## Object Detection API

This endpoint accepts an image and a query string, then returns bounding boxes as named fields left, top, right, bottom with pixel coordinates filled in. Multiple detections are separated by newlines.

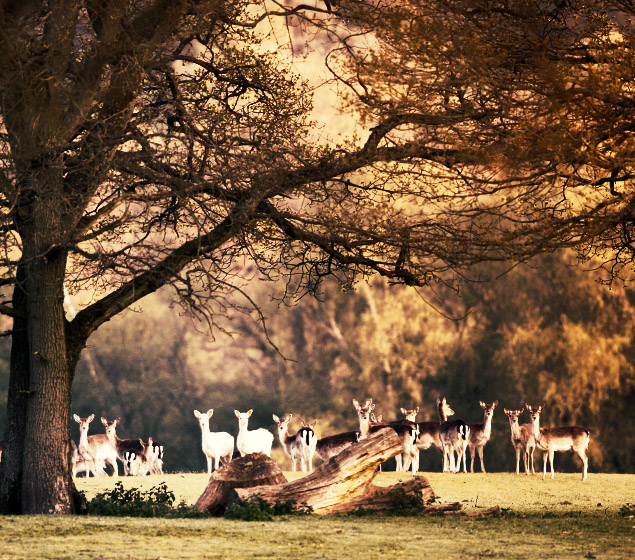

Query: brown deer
left=526, top=404, right=590, bottom=481
left=467, top=400, right=498, bottom=473
left=73, top=414, right=118, bottom=477
left=504, top=408, right=535, bottom=475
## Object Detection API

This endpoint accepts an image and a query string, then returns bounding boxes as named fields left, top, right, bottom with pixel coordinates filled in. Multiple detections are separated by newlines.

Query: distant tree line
left=3, top=251, right=626, bottom=475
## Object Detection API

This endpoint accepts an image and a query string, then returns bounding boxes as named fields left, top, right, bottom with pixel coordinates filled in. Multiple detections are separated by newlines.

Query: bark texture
left=195, top=453, right=288, bottom=515
left=234, top=428, right=434, bottom=514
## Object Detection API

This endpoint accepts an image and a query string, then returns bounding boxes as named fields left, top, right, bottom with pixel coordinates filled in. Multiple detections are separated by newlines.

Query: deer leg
left=478, top=446, right=485, bottom=473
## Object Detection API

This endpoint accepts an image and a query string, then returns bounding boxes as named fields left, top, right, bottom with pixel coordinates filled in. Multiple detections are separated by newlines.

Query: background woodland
left=2, top=250, right=631, bottom=475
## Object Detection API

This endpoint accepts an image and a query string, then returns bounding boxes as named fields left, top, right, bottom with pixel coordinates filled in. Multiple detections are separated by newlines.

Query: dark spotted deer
left=467, top=400, right=498, bottom=473
left=526, top=404, right=590, bottom=481
left=395, top=407, right=419, bottom=471
left=101, top=417, right=145, bottom=475
left=273, top=414, right=316, bottom=472
left=353, top=398, right=420, bottom=475
left=315, top=430, right=359, bottom=461
left=405, top=397, right=456, bottom=472
left=439, top=410, right=470, bottom=473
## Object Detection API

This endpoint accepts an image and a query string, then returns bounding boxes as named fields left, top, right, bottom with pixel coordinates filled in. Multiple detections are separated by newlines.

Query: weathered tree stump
left=195, top=452, right=287, bottom=515
left=235, top=427, right=435, bottom=514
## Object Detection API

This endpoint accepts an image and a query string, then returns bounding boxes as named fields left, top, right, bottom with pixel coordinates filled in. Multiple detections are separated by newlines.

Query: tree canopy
left=1, top=0, right=635, bottom=513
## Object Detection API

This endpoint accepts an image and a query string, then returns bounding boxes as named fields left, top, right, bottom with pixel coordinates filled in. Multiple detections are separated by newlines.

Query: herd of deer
left=191, top=398, right=590, bottom=481
left=71, top=415, right=165, bottom=478
left=0, top=398, right=586, bottom=480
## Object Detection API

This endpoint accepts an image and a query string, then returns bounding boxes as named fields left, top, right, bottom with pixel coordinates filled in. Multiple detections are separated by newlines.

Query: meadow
left=0, top=472, right=633, bottom=560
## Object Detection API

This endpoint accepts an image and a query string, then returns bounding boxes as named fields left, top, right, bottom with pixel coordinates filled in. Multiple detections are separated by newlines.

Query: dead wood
left=194, top=452, right=287, bottom=515
left=195, top=428, right=501, bottom=517
left=235, top=428, right=434, bottom=514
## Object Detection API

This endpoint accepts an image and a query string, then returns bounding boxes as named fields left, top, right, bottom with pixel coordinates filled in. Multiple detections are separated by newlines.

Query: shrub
left=86, top=482, right=205, bottom=518
left=223, top=496, right=313, bottom=521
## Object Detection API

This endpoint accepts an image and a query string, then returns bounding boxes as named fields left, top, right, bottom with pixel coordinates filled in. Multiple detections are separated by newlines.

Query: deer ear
left=234, top=410, right=240, bottom=418
left=207, top=409, right=214, bottom=418
left=352, top=399, right=360, bottom=409
left=415, top=407, right=419, bottom=414
left=73, top=414, right=80, bottom=423
left=193, top=410, right=200, bottom=418
left=480, top=401, right=486, bottom=408
left=493, top=400, right=498, bottom=407
left=247, top=409, right=253, bottom=417
left=400, top=408, right=407, bottom=414
left=272, top=414, right=280, bottom=423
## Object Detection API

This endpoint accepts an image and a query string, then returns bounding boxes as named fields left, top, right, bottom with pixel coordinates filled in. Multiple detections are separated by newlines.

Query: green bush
left=86, top=482, right=205, bottom=518
left=224, top=496, right=313, bottom=521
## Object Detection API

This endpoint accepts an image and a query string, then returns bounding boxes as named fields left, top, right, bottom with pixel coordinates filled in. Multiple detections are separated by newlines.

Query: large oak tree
left=1, top=0, right=635, bottom=513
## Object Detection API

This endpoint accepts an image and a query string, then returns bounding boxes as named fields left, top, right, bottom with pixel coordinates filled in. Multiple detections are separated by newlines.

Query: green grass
left=0, top=472, right=633, bottom=559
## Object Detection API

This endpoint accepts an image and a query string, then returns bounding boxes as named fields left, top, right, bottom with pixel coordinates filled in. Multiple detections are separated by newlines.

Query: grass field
left=0, top=472, right=633, bottom=559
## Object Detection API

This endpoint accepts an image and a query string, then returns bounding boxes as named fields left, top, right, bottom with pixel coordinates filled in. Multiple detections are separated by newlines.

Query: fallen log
left=195, top=453, right=287, bottom=515
left=235, top=427, right=435, bottom=514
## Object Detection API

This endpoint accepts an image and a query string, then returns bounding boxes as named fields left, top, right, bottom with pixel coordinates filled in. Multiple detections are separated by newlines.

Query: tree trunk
left=22, top=250, right=75, bottom=513
left=195, top=453, right=288, bottom=515
left=234, top=428, right=434, bottom=514
left=0, top=194, right=81, bottom=513
left=0, top=267, right=30, bottom=513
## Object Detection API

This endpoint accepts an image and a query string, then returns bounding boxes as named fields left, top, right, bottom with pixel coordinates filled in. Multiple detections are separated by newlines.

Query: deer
left=272, top=414, right=317, bottom=472
left=395, top=407, right=418, bottom=471
left=315, top=430, right=360, bottom=461
left=148, top=440, right=165, bottom=475
left=401, top=397, right=456, bottom=472
left=101, top=417, right=145, bottom=475
left=504, top=408, right=535, bottom=475
left=526, top=404, right=590, bottom=481
left=467, top=400, right=498, bottom=473
left=126, top=436, right=165, bottom=476
left=70, top=440, right=90, bottom=478
left=73, top=414, right=118, bottom=477
left=234, top=409, right=274, bottom=457
left=353, top=399, right=420, bottom=475
left=439, top=407, right=471, bottom=473
left=193, top=409, right=234, bottom=473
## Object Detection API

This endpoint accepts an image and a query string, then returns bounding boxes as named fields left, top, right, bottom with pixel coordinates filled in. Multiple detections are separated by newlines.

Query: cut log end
left=195, top=453, right=287, bottom=516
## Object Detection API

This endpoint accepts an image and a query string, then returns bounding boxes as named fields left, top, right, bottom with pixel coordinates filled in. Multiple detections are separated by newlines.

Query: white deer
left=193, top=409, right=234, bottom=473
left=234, top=409, right=274, bottom=457
left=73, top=414, right=118, bottom=477
left=272, top=414, right=317, bottom=472
left=526, top=404, right=590, bottom=481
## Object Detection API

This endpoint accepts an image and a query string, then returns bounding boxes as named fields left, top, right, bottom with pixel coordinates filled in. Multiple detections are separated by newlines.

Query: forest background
left=2, top=249, right=632, bottom=475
